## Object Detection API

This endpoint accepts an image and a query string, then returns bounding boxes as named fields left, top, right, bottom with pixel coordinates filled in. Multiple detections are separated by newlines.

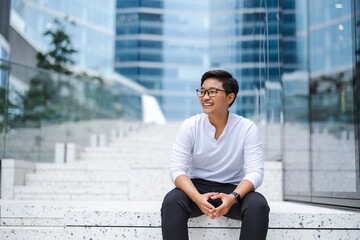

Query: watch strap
left=230, top=191, right=240, bottom=204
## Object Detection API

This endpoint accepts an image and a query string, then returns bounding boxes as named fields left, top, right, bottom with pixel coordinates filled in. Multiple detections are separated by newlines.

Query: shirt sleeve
left=169, top=118, right=194, bottom=184
left=242, top=122, right=264, bottom=190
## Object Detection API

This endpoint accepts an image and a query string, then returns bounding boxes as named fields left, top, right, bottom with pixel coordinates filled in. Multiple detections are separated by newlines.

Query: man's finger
left=215, top=210, right=225, bottom=218
left=204, top=192, right=218, bottom=196
left=210, top=194, right=223, bottom=199
left=214, top=203, right=225, bottom=211
left=201, top=203, right=215, bottom=214
left=206, top=202, right=215, bottom=211
left=214, top=206, right=225, bottom=216
left=204, top=192, right=219, bottom=198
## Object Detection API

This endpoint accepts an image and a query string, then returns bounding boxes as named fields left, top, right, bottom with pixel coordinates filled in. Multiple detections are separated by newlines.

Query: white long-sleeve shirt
left=169, top=112, right=264, bottom=190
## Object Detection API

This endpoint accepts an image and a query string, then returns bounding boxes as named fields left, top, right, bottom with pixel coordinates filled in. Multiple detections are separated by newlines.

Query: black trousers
left=161, top=178, right=270, bottom=240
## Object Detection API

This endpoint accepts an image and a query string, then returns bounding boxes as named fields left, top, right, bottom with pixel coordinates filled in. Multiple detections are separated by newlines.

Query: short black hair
left=201, top=70, right=239, bottom=108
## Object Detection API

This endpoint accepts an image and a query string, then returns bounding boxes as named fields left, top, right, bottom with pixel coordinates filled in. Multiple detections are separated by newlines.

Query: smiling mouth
left=203, top=103, right=213, bottom=106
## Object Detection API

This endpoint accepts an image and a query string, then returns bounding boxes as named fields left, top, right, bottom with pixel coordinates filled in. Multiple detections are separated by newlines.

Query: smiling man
left=161, top=70, right=270, bottom=240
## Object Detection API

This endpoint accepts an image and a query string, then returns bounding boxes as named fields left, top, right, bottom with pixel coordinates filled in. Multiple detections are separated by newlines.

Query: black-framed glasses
left=196, top=88, right=226, bottom=97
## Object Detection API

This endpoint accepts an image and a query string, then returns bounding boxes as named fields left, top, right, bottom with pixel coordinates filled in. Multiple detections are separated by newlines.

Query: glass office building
left=115, top=0, right=360, bottom=208
left=115, top=0, right=282, bottom=121
left=0, top=35, right=10, bottom=88
left=10, top=0, right=115, bottom=74
left=282, top=0, right=360, bottom=208
left=0, top=0, right=10, bottom=87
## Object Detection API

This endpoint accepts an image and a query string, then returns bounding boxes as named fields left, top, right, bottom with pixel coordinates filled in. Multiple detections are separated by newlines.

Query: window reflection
left=283, top=0, right=360, bottom=206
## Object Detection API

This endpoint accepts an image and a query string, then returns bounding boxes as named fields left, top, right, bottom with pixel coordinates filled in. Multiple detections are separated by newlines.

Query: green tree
left=76, top=72, right=104, bottom=84
left=36, top=18, right=77, bottom=75
left=19, top=18, right=77, bottom=124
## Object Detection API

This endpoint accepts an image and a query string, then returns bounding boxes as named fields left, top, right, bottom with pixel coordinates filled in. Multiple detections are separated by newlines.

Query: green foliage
left=310, top=72, right=354, bottom=122
left=0, top=86, right=23, bottom=131
left=310, top=72, right=347, bottom=94
left=2, top=18, right=114, bottom=130
left=21, top=72, right=58, bottom=123
left=36, top=19, right=77, bottom=75
left=76, top=72, right=104, bottom=84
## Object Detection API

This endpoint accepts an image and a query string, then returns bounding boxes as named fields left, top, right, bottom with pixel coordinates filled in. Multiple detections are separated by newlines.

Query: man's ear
left=227, top=93, right=235, bottom=105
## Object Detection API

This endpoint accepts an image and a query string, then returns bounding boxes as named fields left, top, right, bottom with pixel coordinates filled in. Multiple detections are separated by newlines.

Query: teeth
left=203, top=103, right=212, bottom=106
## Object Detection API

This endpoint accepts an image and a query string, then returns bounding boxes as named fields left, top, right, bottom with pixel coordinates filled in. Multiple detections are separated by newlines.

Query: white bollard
left=99, top=134, right=107, bottom=147
left=66, top=143, right=76, bottom=163
left=90, top=134, right=97, bottom=147
left=55, top=143, right=65, bottom=163
left=111, top=129, right=117, bottom=141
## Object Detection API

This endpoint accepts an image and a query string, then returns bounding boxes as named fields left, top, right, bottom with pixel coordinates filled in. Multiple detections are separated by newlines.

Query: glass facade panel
left=355, top=0, right=360, bottom=205
left=282, top=0, right=310, bottom=201
left=283, top=0, right=360, bottom=208
left=0, top=38, right=9, bottom=88
left=11, top=0, right=115, bottom=74
left=115, top=0, right=282, bottom=127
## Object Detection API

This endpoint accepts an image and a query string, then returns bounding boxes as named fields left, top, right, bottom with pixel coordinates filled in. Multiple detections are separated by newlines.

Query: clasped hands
left=195, top=192, right=235, bottom=220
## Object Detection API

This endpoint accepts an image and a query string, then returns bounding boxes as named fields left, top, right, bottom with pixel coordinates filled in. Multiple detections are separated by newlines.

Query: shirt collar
left=205, top=111, right=232, bottom=141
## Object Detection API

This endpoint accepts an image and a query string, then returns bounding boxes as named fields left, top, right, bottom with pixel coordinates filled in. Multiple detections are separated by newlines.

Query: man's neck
left=208, top=110, right=229, bottom=130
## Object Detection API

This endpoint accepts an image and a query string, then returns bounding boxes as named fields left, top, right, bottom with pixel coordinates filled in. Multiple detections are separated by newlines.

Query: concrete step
left=0, top=200, right=75, bottom=218
left=80, top=151, right=172, bottom=158
left=64, top=201, right=360, bottom=240
left=79, top=154, right=169, bottom=161
left=22, top=180, right=128, bottom=188
left=33, top=169, right=129, bottom=176
left=64, top=227, right=360, bottom=240
left=13, top=193, right=128, bottom=200
left=1, top=218, right=64, bottom=227
left=0, top=226, right=64, bottom=239
left=14, top=182, right=128, bottom=194
left=35, top=162, right=130, bottom=170
left=110, top=138, right=175, bottom=143
left=109, top=141, right=174, bottom=147
left=112, top=139, right=176, bottom=144
left=82, top=146, right=169, bottom=153
left=2, top=200, right=359, bottom=239
left=79, top=152, right=169, bottom=157
left=26, top=171, right=130, bottom=182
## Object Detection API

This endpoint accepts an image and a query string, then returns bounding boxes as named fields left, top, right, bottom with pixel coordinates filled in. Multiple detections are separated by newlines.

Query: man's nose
left=203, top=91, right=211, bottom=99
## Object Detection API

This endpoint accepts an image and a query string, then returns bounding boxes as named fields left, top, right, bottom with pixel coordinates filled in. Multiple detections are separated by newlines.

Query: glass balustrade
left=0, top=59, right=142, bottom=162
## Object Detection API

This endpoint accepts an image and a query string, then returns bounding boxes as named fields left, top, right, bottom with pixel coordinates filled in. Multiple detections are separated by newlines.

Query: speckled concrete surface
left=1, top=218, right=64, bottom=226
left=63, top=227, right=360, bottom=240
left=1, top=227, right=359, bottom=240
left=0, top=226, right=64, bottom=239
left=64, top=201, right=360, bottom=229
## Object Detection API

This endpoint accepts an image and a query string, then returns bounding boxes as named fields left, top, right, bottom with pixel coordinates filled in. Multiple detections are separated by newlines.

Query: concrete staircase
left=1, top=122, right=360, bottom=239
left=13, top=162, right=130, bottom=200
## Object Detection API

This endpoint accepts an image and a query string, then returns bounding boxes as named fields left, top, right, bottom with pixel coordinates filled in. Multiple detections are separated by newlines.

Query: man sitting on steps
left=161, top=70, right=270, bottom=240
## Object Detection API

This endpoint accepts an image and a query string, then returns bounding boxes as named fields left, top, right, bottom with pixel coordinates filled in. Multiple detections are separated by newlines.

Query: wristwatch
left=230, top=192, right=241, bottom=204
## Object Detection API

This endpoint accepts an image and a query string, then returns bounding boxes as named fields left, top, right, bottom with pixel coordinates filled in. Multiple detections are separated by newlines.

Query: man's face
left=199, top=78, right=233, bottom=115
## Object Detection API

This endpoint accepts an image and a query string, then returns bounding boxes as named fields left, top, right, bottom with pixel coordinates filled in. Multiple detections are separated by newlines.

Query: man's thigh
left=163, top=187, right=203, bottom=218
left=224, top=191, right=268, bottom=221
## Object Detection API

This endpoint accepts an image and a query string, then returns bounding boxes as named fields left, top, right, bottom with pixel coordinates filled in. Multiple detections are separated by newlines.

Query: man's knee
left=161, top=188, right=190, bottom=215
left=242, top=192, right=270, bottom=215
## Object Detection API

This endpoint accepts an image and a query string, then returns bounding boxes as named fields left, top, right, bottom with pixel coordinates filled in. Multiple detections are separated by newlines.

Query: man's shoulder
left=229, top=112, right=256, bottom=129
left=230, top=112, right=255, bottom=125
left=183, top=113, right=206, bottom=125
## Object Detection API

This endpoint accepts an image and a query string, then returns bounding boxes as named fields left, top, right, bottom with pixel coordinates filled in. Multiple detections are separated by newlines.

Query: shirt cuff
left=243, top=172, right=263, bottom=190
